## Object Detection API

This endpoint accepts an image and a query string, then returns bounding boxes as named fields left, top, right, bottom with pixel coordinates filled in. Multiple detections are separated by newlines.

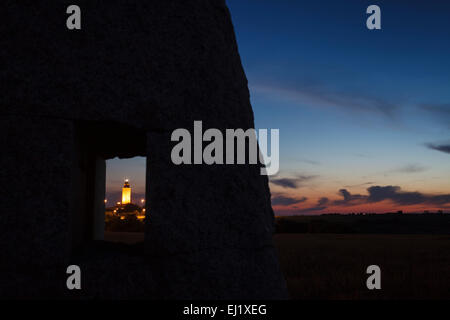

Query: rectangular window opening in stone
left=104, top=157, right=147, bottom=244
left=69, top=122, right=147, bottom=248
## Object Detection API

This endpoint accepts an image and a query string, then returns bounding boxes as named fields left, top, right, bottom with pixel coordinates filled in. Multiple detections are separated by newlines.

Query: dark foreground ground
left=275, top=213, right=450, bottom=234
left=274, top=233, right=450, bottom=299
left=105, top=232, right=450, bottom=299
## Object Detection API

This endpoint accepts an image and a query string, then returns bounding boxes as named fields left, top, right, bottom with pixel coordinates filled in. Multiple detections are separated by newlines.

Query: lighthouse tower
left=122, top=179, right=131, bottom=205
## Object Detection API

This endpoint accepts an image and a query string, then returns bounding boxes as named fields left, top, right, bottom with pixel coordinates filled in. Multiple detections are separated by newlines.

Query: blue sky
left=107, top=0, right=450, bottom=214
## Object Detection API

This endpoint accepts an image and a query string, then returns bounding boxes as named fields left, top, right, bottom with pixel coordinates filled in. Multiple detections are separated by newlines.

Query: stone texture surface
left=0, top=0, right=288, bottom=299
left=0, top=116, right=73, bottom=269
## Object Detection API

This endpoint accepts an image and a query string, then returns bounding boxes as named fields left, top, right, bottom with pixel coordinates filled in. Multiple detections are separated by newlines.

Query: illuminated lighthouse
left=122, top=179, right=131, bottom=205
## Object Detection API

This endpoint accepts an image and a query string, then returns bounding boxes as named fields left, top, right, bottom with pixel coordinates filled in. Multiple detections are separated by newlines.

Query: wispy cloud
left=343, top=181, right=374, bottom=188
left=421, top=103, right=450, bottom=128
left=253, top=83, right=398, bottom=118
left=271, top=195, right=308, bottom=206
left=293, top=197, right=329, bottom=214
left=270, top=174, right=318, bottom=189
left=392, top=164, right=427, bottom=174
left=298, top=158, right=321, bottom=165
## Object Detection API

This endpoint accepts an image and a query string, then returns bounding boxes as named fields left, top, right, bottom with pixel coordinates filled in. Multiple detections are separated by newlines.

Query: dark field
left=275, top=234, right=450, bottom=299
left=275, top=213, right=450, bottom=234
left=104, top=232, right=450, bottom=299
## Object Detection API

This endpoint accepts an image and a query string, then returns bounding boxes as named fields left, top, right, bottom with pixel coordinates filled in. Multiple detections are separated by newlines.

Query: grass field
left=274, top=234, right=450, bottom=299
left=104, top=232, right=450, bottom=299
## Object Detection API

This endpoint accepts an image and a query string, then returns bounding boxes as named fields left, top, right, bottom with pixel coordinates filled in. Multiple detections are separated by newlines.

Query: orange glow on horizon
left=273, top=199, right=448, bottom=215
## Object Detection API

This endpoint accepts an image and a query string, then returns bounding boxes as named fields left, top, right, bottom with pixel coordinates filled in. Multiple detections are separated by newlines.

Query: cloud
left=293, top=197, right=329, bottom=213
left=270, top=174, right=318, bottom=189
left=425, top=143, right=450, bottom=154
left=253, top=83, right=397, bottom=118
left=355, top=153, right=373, bottom=158
left=421, top=103, right=450, bottom=128
left=333, top=189, right=367, bottom=206
left=270, top=178, right=298, bottom=189
left=317, top=197, right=329, bottom=206
left=333, top=185, right=450, bottom=207
left=366, top=186, right=423, bottom=205
left=298, top=158, right=321, bottom=165
left=271, top=195, right=308, bottom=206
left=276, top=185, right=450, bottom=214
left=393, top=164, right=427, bottom=174
left=343, top=181, right=374, bottom=188
left=421, top=103, right=450, bottom=113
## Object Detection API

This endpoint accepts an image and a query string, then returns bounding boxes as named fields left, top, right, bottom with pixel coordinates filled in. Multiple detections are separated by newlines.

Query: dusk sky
left=107, top=0, right=450, bottom=215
